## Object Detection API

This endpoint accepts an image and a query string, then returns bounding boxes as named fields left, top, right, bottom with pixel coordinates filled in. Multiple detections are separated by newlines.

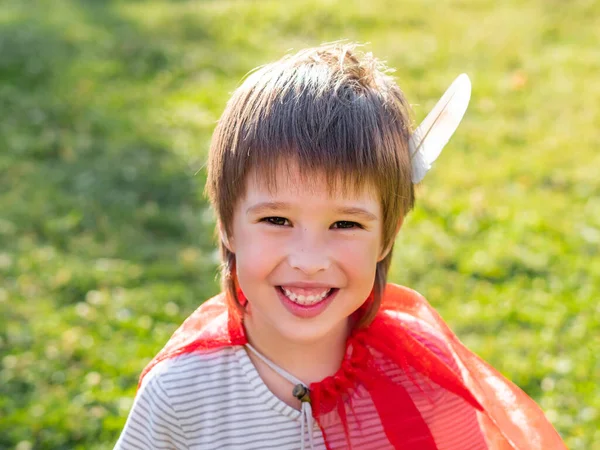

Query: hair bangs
left=234, top=59, right=409, bottom=203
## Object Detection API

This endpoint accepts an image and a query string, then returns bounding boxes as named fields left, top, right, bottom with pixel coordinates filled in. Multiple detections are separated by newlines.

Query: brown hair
left=205, top=42, right=415, bottom=327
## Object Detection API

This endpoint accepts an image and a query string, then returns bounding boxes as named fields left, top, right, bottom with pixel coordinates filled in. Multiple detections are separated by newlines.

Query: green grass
left=1, top=0, right=598, bottom=448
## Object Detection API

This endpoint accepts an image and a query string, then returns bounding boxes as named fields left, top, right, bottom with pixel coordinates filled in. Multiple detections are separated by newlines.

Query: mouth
left=277, top=286, right=338, bottom=306
left=275, top=286, right=339, bottom=319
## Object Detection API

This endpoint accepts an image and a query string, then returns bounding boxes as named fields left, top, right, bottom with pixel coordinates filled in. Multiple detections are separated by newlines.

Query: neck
left=243, top=315, right=350, bottom=385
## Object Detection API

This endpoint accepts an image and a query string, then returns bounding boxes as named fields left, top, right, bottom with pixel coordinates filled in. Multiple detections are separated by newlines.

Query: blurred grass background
left=0, top=0, right=598, bottom=448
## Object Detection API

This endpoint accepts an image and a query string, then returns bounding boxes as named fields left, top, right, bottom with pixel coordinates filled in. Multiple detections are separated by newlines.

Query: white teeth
left=281, top=287, right=331, bottom=305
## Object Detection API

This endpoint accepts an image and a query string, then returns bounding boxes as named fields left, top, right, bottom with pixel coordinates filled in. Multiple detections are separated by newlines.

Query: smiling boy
left=114, top=42, right=566, bottom=450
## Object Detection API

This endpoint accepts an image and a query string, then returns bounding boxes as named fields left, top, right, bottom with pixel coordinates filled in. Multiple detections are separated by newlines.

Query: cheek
left=331, top=239, right=380, bottom=279
left=235, top=232, right=281, bottom=282
left=332, top=235, right=381, bottom=261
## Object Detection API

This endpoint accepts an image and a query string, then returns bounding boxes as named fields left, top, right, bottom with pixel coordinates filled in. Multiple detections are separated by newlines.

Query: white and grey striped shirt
left=114, top=347, right=329, bottom=450
left=114, top=343, right=485, bottom=450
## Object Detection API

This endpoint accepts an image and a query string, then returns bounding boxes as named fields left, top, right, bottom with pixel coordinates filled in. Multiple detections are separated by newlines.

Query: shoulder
left=141, top=346, right=243, bottom=394
left=116, top=346, right=260, bottom=449
left=381, top=283, right=450, bottom=338
left=115, top=350, right=244, bottom=450
left=140, top=345, right=259, bottom=421
left=380, top=283, right=458, bottom=369
left=381, top=283, right=430, bottom=311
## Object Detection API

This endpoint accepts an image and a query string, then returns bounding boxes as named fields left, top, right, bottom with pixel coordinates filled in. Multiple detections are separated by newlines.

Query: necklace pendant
left=292, top=383, right=311, bottom=403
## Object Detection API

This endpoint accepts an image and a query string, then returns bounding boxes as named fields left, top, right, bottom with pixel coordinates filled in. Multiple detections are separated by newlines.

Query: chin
left=275, top=318, right=349, bottom=345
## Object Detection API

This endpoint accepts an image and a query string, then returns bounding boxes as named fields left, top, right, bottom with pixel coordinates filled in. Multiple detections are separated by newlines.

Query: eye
left=332, top=221, right=362, bottom=229
left=260, top=218, right=363, bottom=229
left=261, top=217, right=290, bottom=226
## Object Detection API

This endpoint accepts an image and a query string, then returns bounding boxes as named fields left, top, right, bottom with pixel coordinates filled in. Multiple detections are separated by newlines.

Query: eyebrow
left=246, top=201, right=379, bottom=222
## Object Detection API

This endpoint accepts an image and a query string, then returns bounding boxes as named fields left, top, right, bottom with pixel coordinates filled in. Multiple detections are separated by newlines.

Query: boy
left=115, top=42, right=565, bottom=449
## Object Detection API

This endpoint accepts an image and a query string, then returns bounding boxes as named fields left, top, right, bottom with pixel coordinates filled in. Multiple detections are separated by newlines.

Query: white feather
left=409, top=74, right=472, bottom=183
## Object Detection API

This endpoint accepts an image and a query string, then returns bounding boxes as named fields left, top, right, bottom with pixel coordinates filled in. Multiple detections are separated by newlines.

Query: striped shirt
left=114, top=343, right=486, bottom=449
left=114, top=347, right=328, bottom=450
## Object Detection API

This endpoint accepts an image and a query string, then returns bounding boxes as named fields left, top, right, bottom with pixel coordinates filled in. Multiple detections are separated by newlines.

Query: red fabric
left=138, top=283, right=566, bottom=450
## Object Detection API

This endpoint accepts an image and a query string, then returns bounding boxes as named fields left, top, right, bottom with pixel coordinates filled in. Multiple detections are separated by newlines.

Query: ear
left=377, top=217, right=404, bottom=262
left=218, top=222, right=235, bottom=253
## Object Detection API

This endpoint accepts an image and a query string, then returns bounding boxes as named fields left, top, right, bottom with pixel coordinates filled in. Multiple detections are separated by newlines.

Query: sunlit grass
left=1, top=0, right=598, bottom=448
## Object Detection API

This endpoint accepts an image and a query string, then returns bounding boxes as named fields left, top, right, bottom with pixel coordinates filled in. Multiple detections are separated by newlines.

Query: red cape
left=139, top=283, right=565, bottom=450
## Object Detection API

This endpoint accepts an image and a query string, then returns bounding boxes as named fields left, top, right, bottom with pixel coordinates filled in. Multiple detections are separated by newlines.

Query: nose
left=287, top=229, right=330, bottom=275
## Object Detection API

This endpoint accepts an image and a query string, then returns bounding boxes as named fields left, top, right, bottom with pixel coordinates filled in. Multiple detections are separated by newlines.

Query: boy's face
left=225, top=161, right=392, bottom=345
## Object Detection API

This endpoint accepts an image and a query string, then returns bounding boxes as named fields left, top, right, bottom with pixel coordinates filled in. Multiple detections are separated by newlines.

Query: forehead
left=244, top=160, right=380, bottom=205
